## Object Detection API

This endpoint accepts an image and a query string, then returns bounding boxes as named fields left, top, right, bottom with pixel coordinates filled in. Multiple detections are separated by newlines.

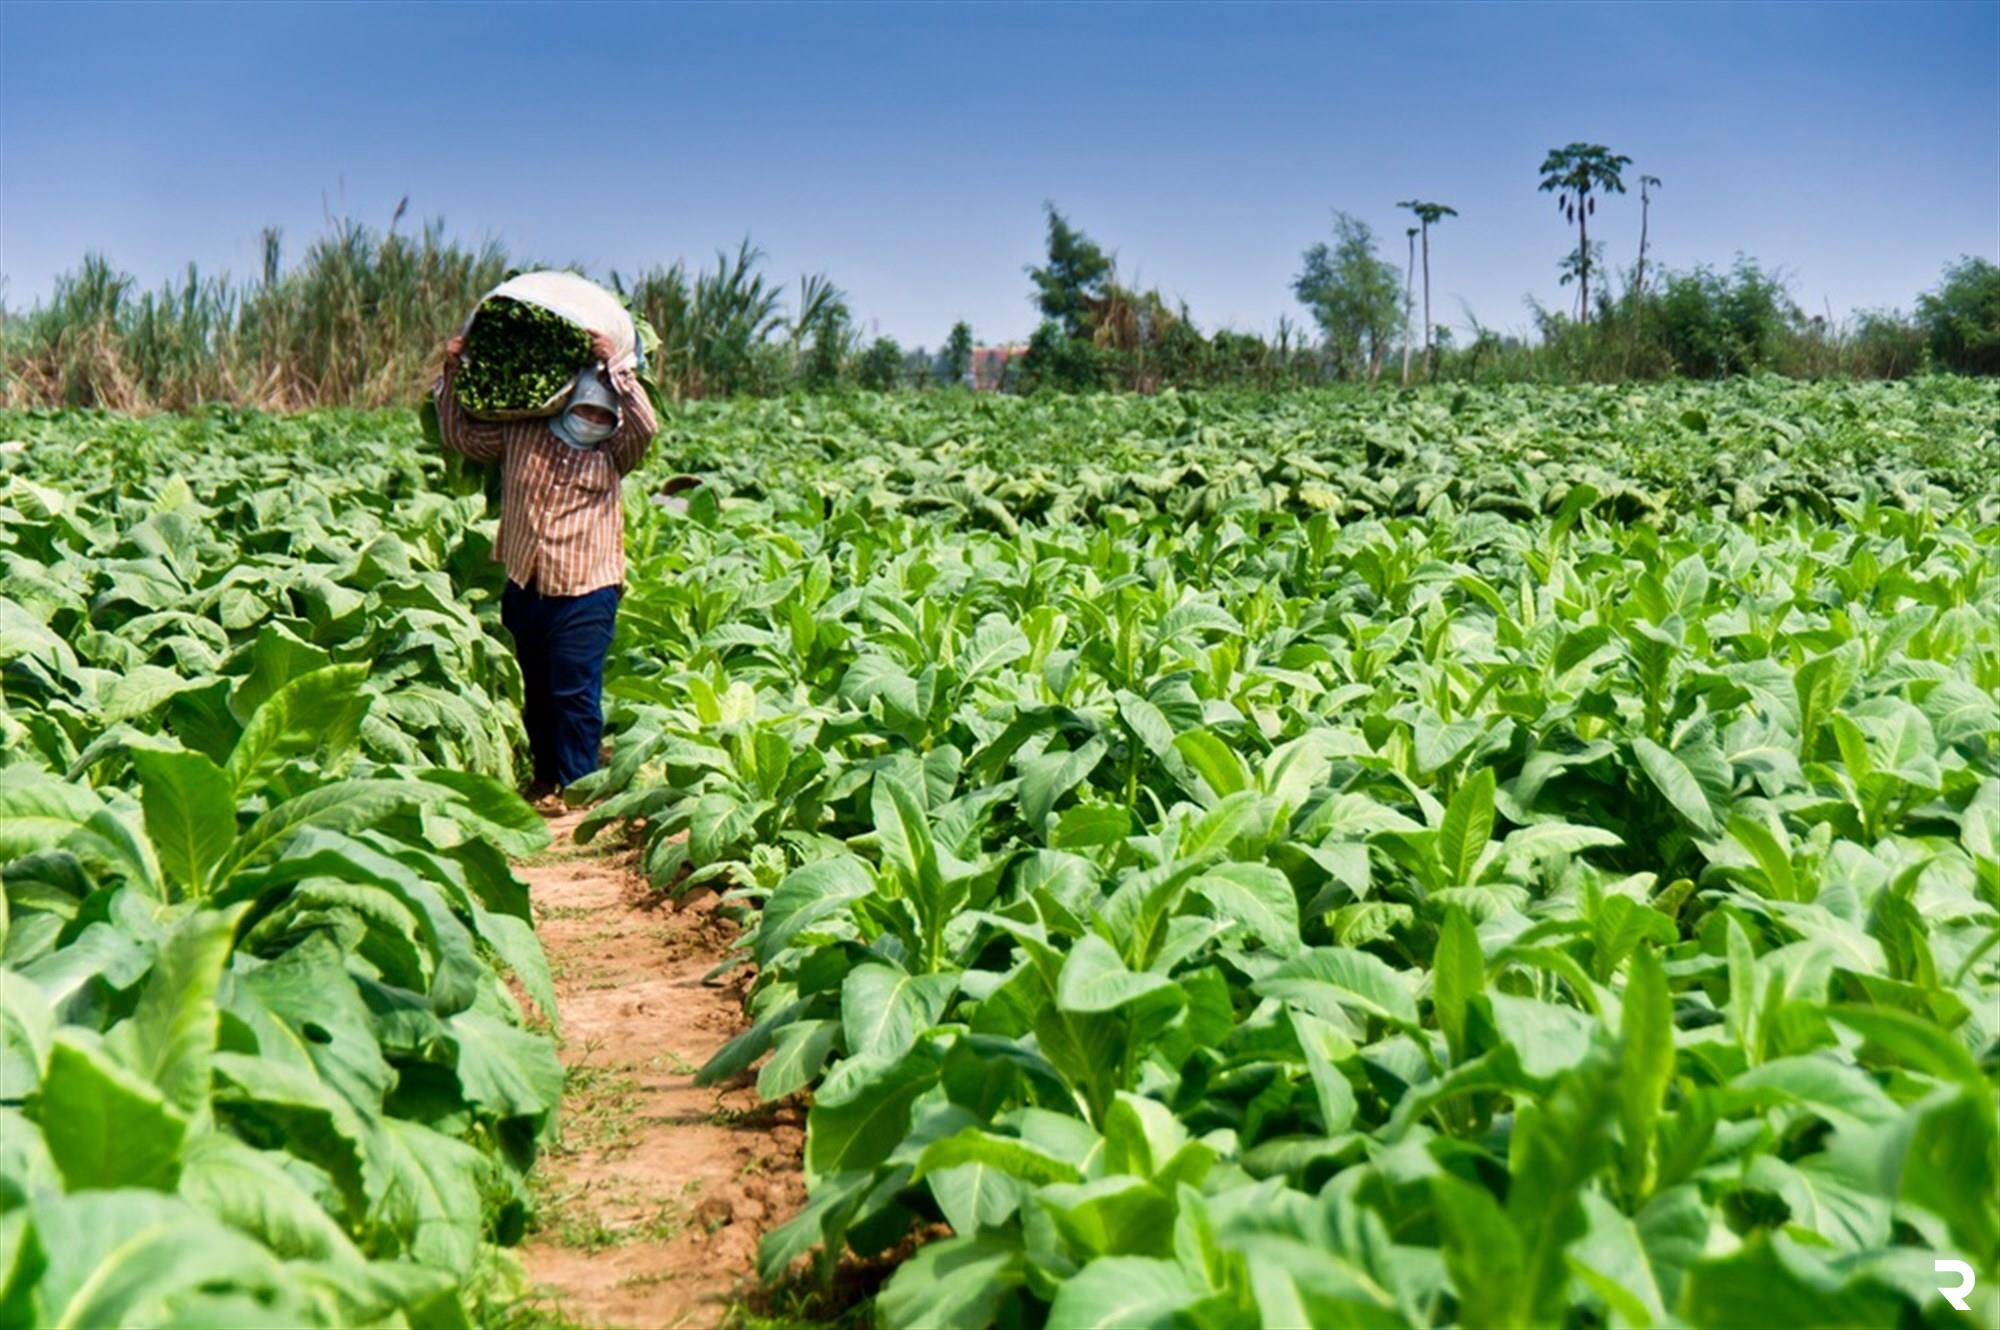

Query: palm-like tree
left=1537, top=144, right=1631, bottom=326
left=689, top=240, right=785, bottom=396
left=1400, top=226, right=1418, bottom=385
left=1633, top=174, right=1662, bottom=312
left=1396, top=201, right=1456, bottom=378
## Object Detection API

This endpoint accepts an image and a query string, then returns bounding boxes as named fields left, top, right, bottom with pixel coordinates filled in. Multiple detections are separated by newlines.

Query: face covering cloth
left=548, top=366, right=622, bottom=449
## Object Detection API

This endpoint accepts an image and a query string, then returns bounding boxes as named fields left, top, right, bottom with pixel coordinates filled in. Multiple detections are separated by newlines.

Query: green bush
left=1019, top=321, right=1112, bottom=392
left=1919, top=256, right=2000, bottom=375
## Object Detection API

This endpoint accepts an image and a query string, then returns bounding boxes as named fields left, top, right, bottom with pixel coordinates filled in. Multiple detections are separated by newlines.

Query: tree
left=1019, top=319, right=1107, bottom=392
left=1557, top=242, right=1606, bottom=320
left=941, top=320, right=973, bottom=386
left=639, top=239, right=783, bottom=398
left=794, top=275, right=852, bottom=390
left=1397, top=200, right=1457, bottom=378
left=1538, top=143, right=1631, bottom=326
left=1917, top=256, right=2000, bottom=375
left=1027, top=206, right=1112, bottom=337
left=1633, top=175, right=1662, bottom=312
left=1293, top=212, right=1403, bottom=382
left=856, top=336, right=903, bottom=391
left=790, top=273, right=844, bottom=361
left=1400, top=227, right=1417, bottom=385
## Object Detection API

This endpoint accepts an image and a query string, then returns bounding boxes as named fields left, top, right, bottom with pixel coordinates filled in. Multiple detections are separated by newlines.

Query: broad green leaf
left=756, top=856, right=875, bottom=966
left=1826, top=1004, right=1982, bottom=1088
left=926, top=1159, right=1028, bottom=1236
left=228, top=623, right=333, bottom=724
left=1437, top=767, right=1496, bottom=885
left=208, top=1052, right=370, bottom=1211
left=1895, top=1085, right=2000, bottom=1260
left=1742, top=1152, right=1890, bottom=1250
left=1039, top=1176, right=1176, bottom=1258
left=1433, top=906, right=1484, bottom=1065
left=1618, top=946, right=1674, bottom=1202
left=445, top=1010, right=563, bottom=1122
left=224, top=662, right=372, bottom=797
left=0, top=771, right=102, bottom=861
left=229, top=779, right=438, bottom=872
left=1044, top=1256, right=1198, bottom=1330
left=1020, top=736, right=1109, bottom=833
left=841, top=963, right=958, bottom=1062
left=130, top=748, right=235, bottom=898
left=1502, top=821, right=1623, bottom=861
left=915, top=1129, right=1085, bottom=1187
left=1432, top=1173, right=1524, bottom=1329
left=1680, top=1232, right=1903, bottom=1329
left=1567, top=1191, right=1668, bottom=1329
left=1726, top=814, right=1796, bottom=901
left=1288, top=1009, right=1357, bottom=1134
left=1726, top=1055, right=1900, bottom=1130
left=371, top=1117, right=487, bottom=1273
left=104, top=906, right=241, bottom=1118
left=1057, top=934, right=1183, bottom=1014
left=757, top=1018, right=841, bottom=1101
left=176, top=1133, right=361, bottom=1262
left=100, top=665, right=207, bottom=725
left=1173, top=730, right=1251, bottom=802
left=39, top=1035, right=188, bottom=1191
left=690, top=791, right=762, bottom=863
left=1176, top=788, right=1266, bottom=862
left=806, top=1048, right=940, bottom=1179
left=956, top=616, right=1031, bottom=683
left=1632, top=737, right=1722, bottom=837
left=232, top=932, right=394, bottom=1112
left=1192, top=861, right=1301, bottom=957
left=873, top=769, right=937, bottom=892
left=875, top=1233, right=1025, bottom=1330
left=26, top=1190, right=291, bottom=1329
left=412, top=768, right=550, bottom=857
left=0, top=971, right=53, bottom=1101
left=1051, top=802, right=1135, bottom=849
left=1725, top=916, right=1760, bottom=1061
left=1487, top=992, right=1596, bottom=1079
left=1255, top=946, right=1419, bottom=1029
left=1793, top=644, right=1861, bottom=752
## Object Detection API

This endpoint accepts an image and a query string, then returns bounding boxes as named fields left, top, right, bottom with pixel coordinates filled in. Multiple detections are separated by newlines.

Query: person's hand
left=590, top=330, right=617, bottom=366
left=443, top=334, right=465, bottom=368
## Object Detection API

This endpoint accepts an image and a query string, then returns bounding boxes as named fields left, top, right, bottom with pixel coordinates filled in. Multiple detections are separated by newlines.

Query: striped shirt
left=433, top=361, right=658, bottom=596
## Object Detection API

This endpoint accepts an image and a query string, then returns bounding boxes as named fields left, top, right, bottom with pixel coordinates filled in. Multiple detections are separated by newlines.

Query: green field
left=3, top=379, right=1998, bottom=1327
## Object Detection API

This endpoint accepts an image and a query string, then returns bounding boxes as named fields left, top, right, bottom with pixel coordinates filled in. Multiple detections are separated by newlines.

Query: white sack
left=457, top=270, right=638, bottom=420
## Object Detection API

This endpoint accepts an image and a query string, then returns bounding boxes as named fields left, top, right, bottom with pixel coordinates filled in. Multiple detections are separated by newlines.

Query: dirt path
left=517, top=810, right=806, bottom=1330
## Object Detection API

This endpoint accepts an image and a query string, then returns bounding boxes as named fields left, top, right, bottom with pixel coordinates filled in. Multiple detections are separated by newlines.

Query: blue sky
left=2, top=1, right=1994, bottom=347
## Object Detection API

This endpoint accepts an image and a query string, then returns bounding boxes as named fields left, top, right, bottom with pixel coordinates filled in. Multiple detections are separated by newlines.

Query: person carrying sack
left=434, top=302, right=659, bottom=807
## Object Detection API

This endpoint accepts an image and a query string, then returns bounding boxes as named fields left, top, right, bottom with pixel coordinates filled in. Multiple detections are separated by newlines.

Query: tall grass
left=614, top=241, right=792, bottom=399
left=3, top=218, right=506, bottom=410
left=1, top=223, right=858, bottom=410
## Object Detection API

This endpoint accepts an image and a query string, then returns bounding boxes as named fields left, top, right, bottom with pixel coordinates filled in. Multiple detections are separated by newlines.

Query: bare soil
left=517, top=810, right=806, bottom=1330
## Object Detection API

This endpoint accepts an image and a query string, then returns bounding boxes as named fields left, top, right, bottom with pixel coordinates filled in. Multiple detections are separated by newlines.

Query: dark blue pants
left=500, top=581, right=619, bottom=788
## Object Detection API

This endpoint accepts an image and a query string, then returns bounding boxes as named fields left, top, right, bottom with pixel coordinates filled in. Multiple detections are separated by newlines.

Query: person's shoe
left=532, top=790, right=566, bottom=817
left=524, top=779, right=558, bottom=803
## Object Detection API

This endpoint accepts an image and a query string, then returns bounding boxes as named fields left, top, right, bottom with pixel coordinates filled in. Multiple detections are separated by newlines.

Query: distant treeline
left=1009, top=193, right=1997, bottom=392
left=4, top=200, right=1995, bottom=411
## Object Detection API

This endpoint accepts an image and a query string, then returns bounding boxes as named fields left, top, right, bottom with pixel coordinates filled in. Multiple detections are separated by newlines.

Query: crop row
left=2, top=380, right=1997, bottom=1327
left=578, top=380, right=2000, bottom=1326
left=1, top=423, right=555, bottom=1324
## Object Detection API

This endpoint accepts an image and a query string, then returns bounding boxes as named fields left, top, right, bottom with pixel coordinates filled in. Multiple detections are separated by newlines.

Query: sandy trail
left=517, top=810, right=805, bottom=1330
